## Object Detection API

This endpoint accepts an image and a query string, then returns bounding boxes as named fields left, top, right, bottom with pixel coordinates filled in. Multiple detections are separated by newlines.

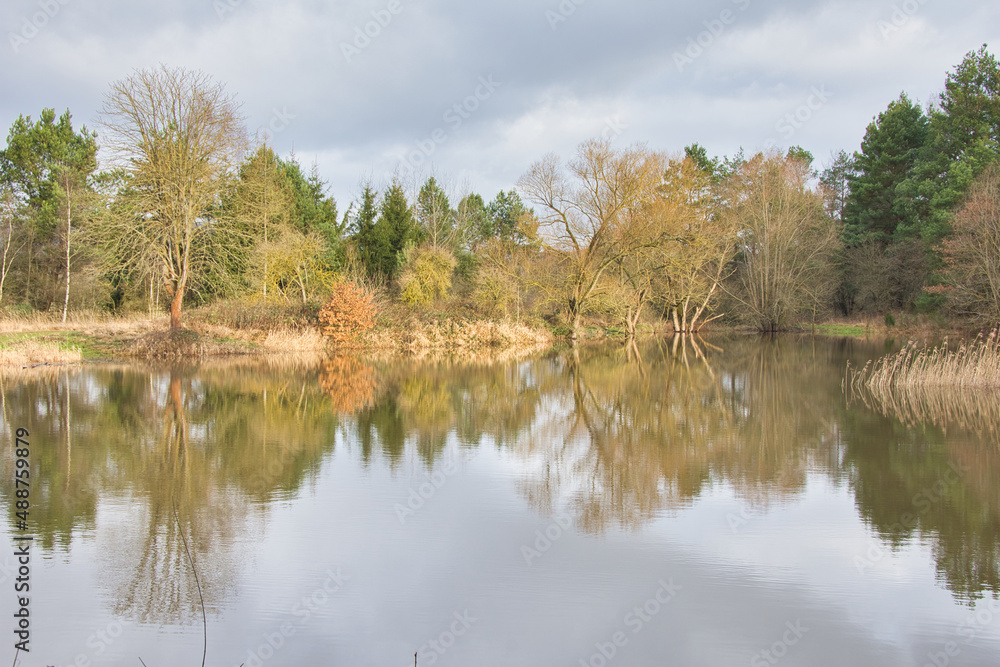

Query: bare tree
left=652, top=156, right=736, bottom=334
left=945, top=163, right=1000, bottom=322
left=723, top=151, right=840, bottom=331
left=518, top=139, right=667, bottom=338
left=98, top=66, right=247, bottom=328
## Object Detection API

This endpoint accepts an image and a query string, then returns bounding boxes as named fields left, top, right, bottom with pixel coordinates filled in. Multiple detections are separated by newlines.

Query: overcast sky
left=2, top=0, right=999, bottom=209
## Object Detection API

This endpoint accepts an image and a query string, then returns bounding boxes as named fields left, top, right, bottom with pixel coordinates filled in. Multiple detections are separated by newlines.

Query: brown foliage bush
left=318, top=281, right=376, bottom=343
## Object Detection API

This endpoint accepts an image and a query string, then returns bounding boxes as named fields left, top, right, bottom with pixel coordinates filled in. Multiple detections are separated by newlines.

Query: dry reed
left=847, top=329, right=1000, bottom=434
left=386, top=319, right=553, bottom=355
left=0, top=339, right=83, bottom=366
left=849, top=330, right=1000, bottom=392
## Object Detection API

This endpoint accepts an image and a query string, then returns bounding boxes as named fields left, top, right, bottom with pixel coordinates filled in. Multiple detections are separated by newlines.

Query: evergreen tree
left=899, top=46, right=1000, bottom=244
left=0, top=108, right=98, bottom=315
left=279, top=157, right=344, bottom=269
left=684, top=143, right=720, bottom=181
left=374, top=180, right=419, bottom=279
left=415, top=176, right=455, bottom=249
left=457, top=193, right=490, bottom=248
left=351, top=184, right=381, bottom=280
left=486, top=190, right=529, bottom=243
left=820, top=150, right=856, bottom=223
left=843, top=93, right=928, bottom=245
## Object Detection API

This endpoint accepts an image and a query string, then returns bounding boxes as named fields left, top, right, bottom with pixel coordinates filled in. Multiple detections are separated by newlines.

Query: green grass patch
left=813, top=324, right=868, bottom=337
left=0, top=331, right=109, bottom=360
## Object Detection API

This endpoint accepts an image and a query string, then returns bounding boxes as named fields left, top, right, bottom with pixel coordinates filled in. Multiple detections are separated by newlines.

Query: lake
left=2, top=335, right=1000, bottom=667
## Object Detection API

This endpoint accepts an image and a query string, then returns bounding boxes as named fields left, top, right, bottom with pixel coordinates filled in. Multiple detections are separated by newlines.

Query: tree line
left=1, top=47, right=998, bottom=337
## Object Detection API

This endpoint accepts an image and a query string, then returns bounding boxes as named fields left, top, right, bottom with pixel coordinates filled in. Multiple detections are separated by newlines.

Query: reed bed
left=849, top=330, right=1000, bottom=392
left=0, top=339, right=83, bottom=366
left=0, top=309, right=165, bottom=333
left=395, top=319, right=553, bottom=354
left=847, top=329, right=1000, bottom=434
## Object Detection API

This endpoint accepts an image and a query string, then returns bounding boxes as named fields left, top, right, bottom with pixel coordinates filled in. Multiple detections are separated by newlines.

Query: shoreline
left=0, top=311, right=975, bottom=367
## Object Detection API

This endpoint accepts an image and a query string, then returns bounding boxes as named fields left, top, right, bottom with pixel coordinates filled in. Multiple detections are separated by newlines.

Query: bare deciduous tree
left=653, top=156, right=736, bottom=334
left=723, top=151, right=840, bottom=331
left=945, top=164, right=1000, bottom=322
left=98, top=65, right=247, bottom=328
left=518, top=139, right=667, bottom=338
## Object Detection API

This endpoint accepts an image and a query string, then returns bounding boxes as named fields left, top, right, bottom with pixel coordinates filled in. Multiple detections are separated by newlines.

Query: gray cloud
left=2, top=0, right=999, bottom=208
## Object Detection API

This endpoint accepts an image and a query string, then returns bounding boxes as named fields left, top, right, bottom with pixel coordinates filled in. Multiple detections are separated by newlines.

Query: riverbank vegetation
left=1, top=47, right=999, bottom=355
left=850, top=330, right=1000, bottom=392
left=847, top=329, right=1000, bottom=433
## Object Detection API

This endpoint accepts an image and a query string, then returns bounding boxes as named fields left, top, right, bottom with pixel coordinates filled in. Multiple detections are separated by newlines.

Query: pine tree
left=351, top=184, right=381, bottom=280
left=375, top=180, right=419, bottom=279
left=899, top=46, right=1000, bottom=244
left=843, top=93, right=928, bottom=245
left=0, top=108, right=98, bottom=316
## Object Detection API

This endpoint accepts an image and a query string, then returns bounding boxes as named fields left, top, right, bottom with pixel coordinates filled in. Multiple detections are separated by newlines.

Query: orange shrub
left=318, top=281, right=376, bottom=343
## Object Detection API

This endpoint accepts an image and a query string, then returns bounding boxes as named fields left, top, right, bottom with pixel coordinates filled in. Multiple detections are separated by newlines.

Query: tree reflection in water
left=3, top=337, right=1000, bottom=617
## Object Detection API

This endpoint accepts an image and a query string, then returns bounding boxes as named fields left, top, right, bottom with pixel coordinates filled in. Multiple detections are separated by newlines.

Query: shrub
left=318, top=281, right=376, bottom=344
left=399, top=246, right=457, bottom=307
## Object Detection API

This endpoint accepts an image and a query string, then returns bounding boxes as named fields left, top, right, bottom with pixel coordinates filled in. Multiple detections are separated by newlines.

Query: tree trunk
left=169, top=267, right=187, bottom=329
left=62, top=191, right=71, bottom=323
left=170, top=288, right=183, bottom=329
left=568, top=296, right=581, bottom=339
left=0, top=217, right=13, bottom=306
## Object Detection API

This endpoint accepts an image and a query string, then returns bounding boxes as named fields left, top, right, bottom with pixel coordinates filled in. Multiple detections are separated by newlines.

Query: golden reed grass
left=849, top=330, right=1000, bottom=392
left=0, top=339, right=83, bottom=366
left=364, top=319, right=552, bottom=355
left=847, top=329, right=1000, bottom=434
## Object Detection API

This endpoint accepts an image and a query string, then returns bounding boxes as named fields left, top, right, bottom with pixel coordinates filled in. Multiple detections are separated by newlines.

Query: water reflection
left=2, top=335, right=1000, bottom=628
left=1, top=359, right=341, bottom=626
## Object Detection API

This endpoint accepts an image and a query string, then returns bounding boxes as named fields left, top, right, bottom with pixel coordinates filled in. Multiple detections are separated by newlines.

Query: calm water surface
left=2, top=336, right=1000, bottom=666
